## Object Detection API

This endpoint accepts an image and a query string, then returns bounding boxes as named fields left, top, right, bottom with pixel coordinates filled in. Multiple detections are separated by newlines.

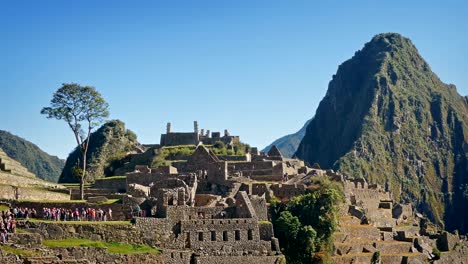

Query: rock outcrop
left=59, top=120, right=141, bottom=183
left=295, top=33, right=468, bottom=233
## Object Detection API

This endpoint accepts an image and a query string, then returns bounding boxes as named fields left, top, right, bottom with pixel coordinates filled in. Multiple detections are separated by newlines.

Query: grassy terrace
left=17, top=199, right=121, bottom=205
left=0, top=245, right=40, bottom=257
left=61, top=183, right=92, bottom=188
left=97, top=176, right=127, bottom=180
left=43, top=238, right=160, bottom=255
left=21, top=219, right=132, bottom=225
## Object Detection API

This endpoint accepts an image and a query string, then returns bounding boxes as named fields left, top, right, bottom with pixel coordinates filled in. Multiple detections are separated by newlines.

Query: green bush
left=271, top=184, right=343, bottom=263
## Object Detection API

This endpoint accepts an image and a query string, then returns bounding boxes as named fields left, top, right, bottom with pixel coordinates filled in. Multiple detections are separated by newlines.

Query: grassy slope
left=0, top=130, right=64, bottom=182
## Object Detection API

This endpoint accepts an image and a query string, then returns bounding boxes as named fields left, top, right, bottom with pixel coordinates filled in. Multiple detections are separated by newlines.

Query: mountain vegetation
left=59, top=120, right=140, bottom=183
left=263, top=119, right=311, bottom=158
left=0, top=130, right=64, bottom=182
left=295, top=33, right=468, bottom=233
left=271, top=179, right=343, bottom=263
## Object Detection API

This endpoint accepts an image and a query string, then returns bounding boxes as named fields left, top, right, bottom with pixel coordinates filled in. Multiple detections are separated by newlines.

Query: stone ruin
left=2, top=122, right=466, bottom=264
left=331, top=177, right=468, bottom=264
left=160, top=121, right=240, bottom=147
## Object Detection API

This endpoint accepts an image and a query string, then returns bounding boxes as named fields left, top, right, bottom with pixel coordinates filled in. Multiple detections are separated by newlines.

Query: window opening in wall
left=248, top=229, right=253, bottom=240
left=211, top=231, right=216, bottom=241
left=185, top=232, right=190, bottom=248
left=223, top=231, right=228, bottom=241
left=198, top=232, right=204, bottom=241
left=235, top=230, right=241, bottom=240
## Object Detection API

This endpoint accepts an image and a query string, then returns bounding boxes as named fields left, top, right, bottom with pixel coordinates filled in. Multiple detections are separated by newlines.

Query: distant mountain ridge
left=263, top=119, right=311, bottom=158
left=0, top=130, right=64, bottom=182
left=294, top=33, right=467, bottom=233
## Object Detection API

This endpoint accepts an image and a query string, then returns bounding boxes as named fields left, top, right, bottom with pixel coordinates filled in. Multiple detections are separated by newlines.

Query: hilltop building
left=160, top=121, right=240, bottom=146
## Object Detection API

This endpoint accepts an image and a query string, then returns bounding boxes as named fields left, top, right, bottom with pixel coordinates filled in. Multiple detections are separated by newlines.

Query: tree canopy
left=271, top=180, right=343, bottom=263
left=41, top=83, right=109, bottom=199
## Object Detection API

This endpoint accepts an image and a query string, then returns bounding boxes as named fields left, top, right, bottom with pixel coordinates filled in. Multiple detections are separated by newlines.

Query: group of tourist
left=9, top=207, right=37, bottom=219
left=0, top=210, right=17, bottom=243
left=42, top=207, right=113, bottom=222
left=0, top=206, right=115, bottom=243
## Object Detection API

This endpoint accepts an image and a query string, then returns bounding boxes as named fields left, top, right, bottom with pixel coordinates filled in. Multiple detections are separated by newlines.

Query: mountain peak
left=367, top=33, right=415, bottom=52
left=296, top=34, right=468, bottom=233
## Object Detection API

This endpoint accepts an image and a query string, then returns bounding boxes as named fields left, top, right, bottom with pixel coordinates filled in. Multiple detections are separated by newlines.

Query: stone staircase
left=332, top=179, right=429, bottom=263
left=332, top=215, right=426, bottom=263
left=0, top=148, right=36, bottom=178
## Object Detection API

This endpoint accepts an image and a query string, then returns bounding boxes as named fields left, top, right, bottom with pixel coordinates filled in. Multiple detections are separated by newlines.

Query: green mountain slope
left=296, top=33, right=468, bottom=233
left=0, top=130, right=64, bottom=182
left=263, top=119, right=311, bottom=158
left=59, top=120, right=140, bottom=183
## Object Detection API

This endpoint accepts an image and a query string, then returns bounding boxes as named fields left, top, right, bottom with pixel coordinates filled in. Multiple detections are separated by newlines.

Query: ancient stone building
left=160, top=122, right=240, bottom=147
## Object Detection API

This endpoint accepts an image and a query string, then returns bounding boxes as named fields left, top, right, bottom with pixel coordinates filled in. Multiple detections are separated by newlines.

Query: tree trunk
left=80, top=152, right=87, bottom=200
left=79, top=124, right=92, bottom=201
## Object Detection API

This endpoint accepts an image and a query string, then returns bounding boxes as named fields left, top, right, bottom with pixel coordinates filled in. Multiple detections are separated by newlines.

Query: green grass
left=0, top=245, right=40, bottom=257
left=23, top=219, right=132, bottom=225
left=0, top=204, right=9, bottom=212
left=258, top=221, right=272, bottom=225
left=98, top=176, right=127, bottom=180
left=161, top=145, right=197, bottom=149
left=15, top=228, right=30, bottom=234
left=93, top=199, right=121, bottom=205
left=43, top=238, right=160, bottom=255
left=19, top=199, right=86, bottom=203
left=62, top=183, right=93, bottom=190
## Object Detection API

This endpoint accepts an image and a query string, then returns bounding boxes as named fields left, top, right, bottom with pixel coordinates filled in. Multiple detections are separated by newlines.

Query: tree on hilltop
left=41, top=83, right=109, bottom=200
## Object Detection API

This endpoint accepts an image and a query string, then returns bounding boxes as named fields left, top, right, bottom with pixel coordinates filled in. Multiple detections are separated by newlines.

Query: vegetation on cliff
left=59, top=120, right=139, bottom=183
left=271, top=179, right=343, bottom=263
left=295, top=33, right=468, bottom=233
left=0, top=130, right=64, bottom=182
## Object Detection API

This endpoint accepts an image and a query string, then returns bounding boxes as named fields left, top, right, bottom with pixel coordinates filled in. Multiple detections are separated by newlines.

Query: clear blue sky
left=1, top=1, right=467, bottom=159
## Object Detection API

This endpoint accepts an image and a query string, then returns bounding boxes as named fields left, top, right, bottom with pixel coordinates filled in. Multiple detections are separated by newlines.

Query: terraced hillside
left=0, top=147, right=69, bottom=201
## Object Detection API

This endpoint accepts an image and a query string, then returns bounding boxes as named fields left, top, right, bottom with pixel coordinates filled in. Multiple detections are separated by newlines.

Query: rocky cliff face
left=0, top=130, right=64, bottom=182
left=59, top=120, right=140, bottom=183
left=263, top=119, right=311, bottom=158
left=296, top=33, right=468, bottom=233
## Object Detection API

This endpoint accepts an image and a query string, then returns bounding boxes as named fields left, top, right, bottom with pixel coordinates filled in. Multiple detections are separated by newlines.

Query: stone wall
left=270, top=184, right=306, bottom=201
left=19, top=219, right=176, bottom=250
left=250, top=196, right=268, bottom=221
left=217, top=155, right=248, bottom=162
left=180, top=218, right=265, bottom=252
left=127, top=172, right=170, bottom=186
left=160, top=132, right=198, bottom=146
left=228, top=161, right=275, bottom=173
left=93, top=177, right=127, bottom=192
left=0, top=185, right=70, bottom=201
left=194, top=255, right=283, bottom=264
